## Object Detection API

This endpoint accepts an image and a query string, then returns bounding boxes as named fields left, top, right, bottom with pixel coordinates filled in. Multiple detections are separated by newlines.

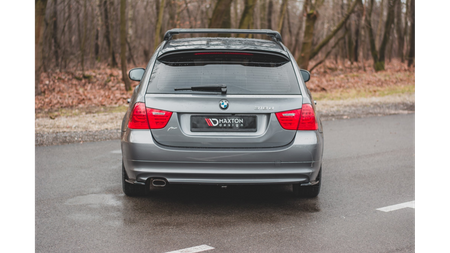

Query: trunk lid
left=144, top=50, right=303, bottom=148
left=145, top=94, right=303, bottom=148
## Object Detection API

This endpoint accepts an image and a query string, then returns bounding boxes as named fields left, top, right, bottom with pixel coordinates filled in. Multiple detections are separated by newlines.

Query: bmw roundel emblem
left=219, top=99, right=229, bottom=110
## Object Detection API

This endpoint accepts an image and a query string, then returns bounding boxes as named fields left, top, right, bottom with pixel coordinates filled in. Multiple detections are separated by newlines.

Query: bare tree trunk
left=81, top=0, right=87, bottom=74
left=52, top=0, right=60, bottom=68
left=277, top=0, right=288, bottom=32
left=285, top=5, right=293, bottom=47
left=395, top=0, right=404, bottom=61
left=375, top=0, right=384, bottom=48
left=292, top=0, right=308, bottom=59
left=353, top=7, right=362, bottom=62
left=346, top=20, right=354, bottom=64
left=366, top=0, right=384, bottom=71
left=95, top=28, right=100, bottom=61
left=209, top=0, right=233, bottom=29
left=365, top=0, right=380, bottom=69
left=35, top=0, right=48, bottom=95
left=407, top=0, right=414, bottom=67
left=378, top=0, right=397, bottom=63
left=154, top=0, right=166, bottom=50
left=66, top=1, right=73, bottom=69
left=260, top=0, right=267, bottom=29
left=267, top=0, right=273, bottom=30
left=95, top=0, right=101, bottom=62
left=238, top=0, right=258, bottom=32
left=168, top=0, right=177, bottom=30
left=402, top=0, right=410, bottom=62
left=298, top=1, right=320, bottom=70
left=183, top=0, right=194, bottom=28
left=103, top=0, right=117, bottom=67
left=120, top=0, right=131, bottom=91
left=366, top=0, right=397, bottom=71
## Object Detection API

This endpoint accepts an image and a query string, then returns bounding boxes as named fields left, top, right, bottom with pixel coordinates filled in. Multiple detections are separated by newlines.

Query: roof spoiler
left=163, top=29, right=283, bottom=43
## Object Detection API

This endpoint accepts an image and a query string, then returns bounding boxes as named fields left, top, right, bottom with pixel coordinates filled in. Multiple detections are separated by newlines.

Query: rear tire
left=122, top=161, right=147, bottom=196
left=293, top=168, right=321, bottom=198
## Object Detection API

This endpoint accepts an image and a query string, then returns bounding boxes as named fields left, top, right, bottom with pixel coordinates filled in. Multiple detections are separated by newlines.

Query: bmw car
left=121, top=29, right=324, bottom=197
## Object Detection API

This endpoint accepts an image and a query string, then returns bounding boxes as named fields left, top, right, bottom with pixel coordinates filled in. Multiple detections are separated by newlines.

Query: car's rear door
left=144, top=51, right=303, bottom=148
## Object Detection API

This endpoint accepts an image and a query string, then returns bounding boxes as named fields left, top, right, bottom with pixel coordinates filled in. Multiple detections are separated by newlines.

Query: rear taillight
left=128, top=103, right=149, bottom=129
left=147, top=108, right=172, bottom=129
left=275, top=109, right=301, bottom=130
left=297, top=104, right=318, bottom=130
left=128, top=103, right=172, bottom=129
left=275, top=104, right=318, bottom=131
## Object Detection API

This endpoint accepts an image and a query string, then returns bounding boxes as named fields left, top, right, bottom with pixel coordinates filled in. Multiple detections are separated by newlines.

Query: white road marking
left=110, top=150, right=121, bottom=154
left=165, top=245, right=214, bottom=253
left=376, top=200, right=415, bottom=212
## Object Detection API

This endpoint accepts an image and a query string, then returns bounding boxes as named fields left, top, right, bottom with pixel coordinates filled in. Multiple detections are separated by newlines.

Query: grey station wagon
left=121, top=29, right=324, bottom=197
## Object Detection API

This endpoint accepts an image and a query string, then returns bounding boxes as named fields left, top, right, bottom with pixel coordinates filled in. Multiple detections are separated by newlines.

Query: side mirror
left=128, top=68, right=145, bottom=81
left=300, top=69, right=310, bottom=82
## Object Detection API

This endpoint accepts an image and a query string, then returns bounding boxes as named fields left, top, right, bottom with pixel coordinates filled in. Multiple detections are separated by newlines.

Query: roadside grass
left=313, top=84, right=415, bottom=101
left=35, top=105, right=129, bottom=119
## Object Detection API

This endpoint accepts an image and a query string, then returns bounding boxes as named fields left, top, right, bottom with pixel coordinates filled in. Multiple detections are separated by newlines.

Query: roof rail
left=163, top=29, right=283, bottom=43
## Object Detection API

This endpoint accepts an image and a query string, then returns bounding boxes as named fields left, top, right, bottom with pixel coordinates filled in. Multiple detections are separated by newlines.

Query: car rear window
left=146, top=52, right=301, bottom=95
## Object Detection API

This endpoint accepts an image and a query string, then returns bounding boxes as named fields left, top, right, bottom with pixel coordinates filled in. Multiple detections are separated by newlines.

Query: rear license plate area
left=191, top=115, right=257, bottom=132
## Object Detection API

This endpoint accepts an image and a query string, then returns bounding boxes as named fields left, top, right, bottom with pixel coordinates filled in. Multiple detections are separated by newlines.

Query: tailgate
left=145, top=94, right=303, bottom=148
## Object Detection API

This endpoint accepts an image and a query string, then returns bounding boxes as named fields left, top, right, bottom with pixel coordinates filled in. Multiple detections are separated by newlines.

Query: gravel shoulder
left=35, top=93, right=414, bottom=146
left=317, top=93, right=415, bottom=120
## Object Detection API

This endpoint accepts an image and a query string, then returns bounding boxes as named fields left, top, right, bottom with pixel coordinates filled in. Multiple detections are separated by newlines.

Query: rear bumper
left=121, top=129, right=323, bottom=185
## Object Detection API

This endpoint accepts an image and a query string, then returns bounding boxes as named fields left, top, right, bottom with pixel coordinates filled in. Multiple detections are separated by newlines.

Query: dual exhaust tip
left=151, top=178, right=167, bottom=188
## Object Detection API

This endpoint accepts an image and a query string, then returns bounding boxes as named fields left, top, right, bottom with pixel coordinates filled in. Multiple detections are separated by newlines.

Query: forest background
left=34, top=0, right=415, bottom=114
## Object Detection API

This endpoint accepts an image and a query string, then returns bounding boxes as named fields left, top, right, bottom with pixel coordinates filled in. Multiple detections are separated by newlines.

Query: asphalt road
left=35, top=114, right=415, bottom=253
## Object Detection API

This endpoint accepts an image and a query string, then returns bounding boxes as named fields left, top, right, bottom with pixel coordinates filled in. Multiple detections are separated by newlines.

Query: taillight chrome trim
left=275, top=104, right=318, bottom=131
left=146, top=108, right=173, bottom=129
left=128, top=103, right=173, bottom=130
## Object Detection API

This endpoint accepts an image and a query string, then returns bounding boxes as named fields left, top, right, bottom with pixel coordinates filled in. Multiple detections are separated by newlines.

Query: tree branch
left=309, top=0, right=362, bottom=60
left=309, top=30, right=348, bottom=73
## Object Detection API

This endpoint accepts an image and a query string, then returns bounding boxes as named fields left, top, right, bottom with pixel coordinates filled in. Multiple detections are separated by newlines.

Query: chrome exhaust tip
left=151, top=178, right=167, bottom=188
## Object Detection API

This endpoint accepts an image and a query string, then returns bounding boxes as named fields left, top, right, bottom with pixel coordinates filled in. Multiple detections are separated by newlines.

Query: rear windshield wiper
left=174, top=85, right=227, bottom=94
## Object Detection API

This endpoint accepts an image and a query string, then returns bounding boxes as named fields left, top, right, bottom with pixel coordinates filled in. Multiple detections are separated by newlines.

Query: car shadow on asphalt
left=120, top=184, right=322, bottom=221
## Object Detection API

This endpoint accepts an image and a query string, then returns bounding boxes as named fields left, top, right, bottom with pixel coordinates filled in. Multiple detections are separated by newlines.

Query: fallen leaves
left=35, top=66, right=137, bottom=112
left=306, top=59, right=414, bottom=93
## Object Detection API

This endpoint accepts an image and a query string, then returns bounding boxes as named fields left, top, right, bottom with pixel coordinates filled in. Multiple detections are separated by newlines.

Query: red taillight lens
left=147, top=108, right=172, bottom=129
left=128, top=103, right=173, bottom=129
left=275, top=104, right=318, bottom=131
left=275, top=109, right=301, bottom=130
left=298, top=104, right=318, bottom=130
left=128, top=103, right=149, bottom=129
